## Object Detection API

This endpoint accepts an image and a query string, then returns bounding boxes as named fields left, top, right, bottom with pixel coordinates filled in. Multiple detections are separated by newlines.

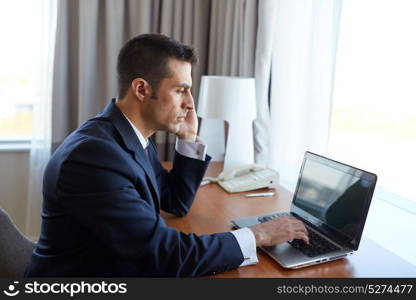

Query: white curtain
left=265, top=0, right=342, bottom=187
left=25, top=0, right=58, bottom=240
left=253, top=0, right=279, bottom=165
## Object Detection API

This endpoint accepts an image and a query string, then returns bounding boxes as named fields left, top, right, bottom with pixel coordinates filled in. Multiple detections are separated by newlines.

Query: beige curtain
left=52, top=0, right=258, bottom=161
left=208, top=0, right=257, bottom=76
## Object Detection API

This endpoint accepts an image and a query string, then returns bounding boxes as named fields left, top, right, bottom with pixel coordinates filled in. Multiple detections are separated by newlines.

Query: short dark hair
left=117, top=33, right=198, bottom=98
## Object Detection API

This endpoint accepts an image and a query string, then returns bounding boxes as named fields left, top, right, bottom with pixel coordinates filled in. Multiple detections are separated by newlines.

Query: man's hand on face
left=176, top=107, right=198, bottom=142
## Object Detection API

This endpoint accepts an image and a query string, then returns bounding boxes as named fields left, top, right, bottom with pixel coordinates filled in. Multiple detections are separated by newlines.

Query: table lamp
left=197, top=76, right=257, bottom=172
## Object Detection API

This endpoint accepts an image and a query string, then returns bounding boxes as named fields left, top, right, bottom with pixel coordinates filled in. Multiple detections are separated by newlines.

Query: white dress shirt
left=123, top=114, right=258, bottom=267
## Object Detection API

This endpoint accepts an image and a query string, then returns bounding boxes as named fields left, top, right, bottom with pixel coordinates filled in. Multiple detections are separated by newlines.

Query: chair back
left=0, top=208, right=35, bottom=277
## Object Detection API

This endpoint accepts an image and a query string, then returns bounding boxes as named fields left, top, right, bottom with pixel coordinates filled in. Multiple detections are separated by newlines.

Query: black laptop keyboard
left=289, top=230, right=340, bottom=257
left=257, top=213, right=340, bottom=257
left=257, top=212, right=290, bottom=222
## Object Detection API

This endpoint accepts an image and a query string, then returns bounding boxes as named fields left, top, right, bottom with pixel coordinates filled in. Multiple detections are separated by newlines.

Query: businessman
left=26, top=34, right=309, bottom=277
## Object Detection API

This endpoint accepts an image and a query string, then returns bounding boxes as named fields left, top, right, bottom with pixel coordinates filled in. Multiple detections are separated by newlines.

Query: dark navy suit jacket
left=25, top=100, right=243, bottom=277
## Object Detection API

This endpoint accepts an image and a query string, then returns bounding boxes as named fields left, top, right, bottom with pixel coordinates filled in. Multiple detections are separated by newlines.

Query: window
left=0, top=1, right=44, bottom=141
left=328, top=0, right=416, bottom=210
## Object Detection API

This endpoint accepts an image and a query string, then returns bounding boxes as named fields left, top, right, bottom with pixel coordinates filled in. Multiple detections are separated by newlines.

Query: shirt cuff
left=175, top=136, right=207, bottom=161
left=230, top=227, right=259, bottom=267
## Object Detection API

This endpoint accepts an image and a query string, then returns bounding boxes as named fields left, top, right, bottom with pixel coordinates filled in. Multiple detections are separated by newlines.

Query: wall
left=0, top=150, right=29, bottom=233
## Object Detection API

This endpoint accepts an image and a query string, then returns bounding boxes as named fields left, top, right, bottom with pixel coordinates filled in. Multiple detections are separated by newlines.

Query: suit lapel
left=132, top=149, right=161, bottom=210
left=98, top=99, right=161, bottom=207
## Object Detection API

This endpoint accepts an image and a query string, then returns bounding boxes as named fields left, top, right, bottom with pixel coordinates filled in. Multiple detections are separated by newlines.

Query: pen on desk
left=245, top=192, right=275, bottom=198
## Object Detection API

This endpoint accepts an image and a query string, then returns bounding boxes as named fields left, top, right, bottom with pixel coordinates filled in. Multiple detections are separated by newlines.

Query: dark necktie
left=143, top=147, right=149, bottom=159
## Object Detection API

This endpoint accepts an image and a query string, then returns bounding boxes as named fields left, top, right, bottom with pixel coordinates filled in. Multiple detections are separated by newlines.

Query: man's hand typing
left=249, top=216, right=309, bottom=247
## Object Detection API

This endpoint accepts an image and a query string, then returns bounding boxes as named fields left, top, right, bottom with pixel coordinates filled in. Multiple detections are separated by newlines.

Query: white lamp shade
left=197, top=76, right=257, bottom=171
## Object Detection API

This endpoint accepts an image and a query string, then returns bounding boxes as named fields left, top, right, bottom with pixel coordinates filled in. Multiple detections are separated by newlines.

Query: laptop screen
left=292, top=152, right=377, bottom=250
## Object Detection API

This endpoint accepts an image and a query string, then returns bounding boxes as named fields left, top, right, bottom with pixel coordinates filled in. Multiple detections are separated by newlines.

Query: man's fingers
left=262, top=216, right=310, bottom=246
left=283, top=218, right=309, bottom=244
left=283, top=217, right=308, bottom=234
left=294, top=231, right=309, bottom=244
left=293, top=223, right=309, bottom=235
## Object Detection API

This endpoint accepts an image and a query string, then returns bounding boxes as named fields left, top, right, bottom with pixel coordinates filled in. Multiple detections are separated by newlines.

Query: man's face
left=145, top=58, right=194, bottom=134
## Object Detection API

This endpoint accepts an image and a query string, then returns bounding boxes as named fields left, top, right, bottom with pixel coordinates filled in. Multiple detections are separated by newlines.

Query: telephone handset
left=201, top=164, right=279, bottom=193
left=217, top=164, right=265, bottom=181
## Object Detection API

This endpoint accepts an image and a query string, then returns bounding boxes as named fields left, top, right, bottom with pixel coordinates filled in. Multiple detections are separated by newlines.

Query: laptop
left=232, top=151, right=377, bottom=269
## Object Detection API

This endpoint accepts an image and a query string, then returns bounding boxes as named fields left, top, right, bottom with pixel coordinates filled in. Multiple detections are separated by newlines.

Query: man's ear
left=131, top=78, right=151, bottom=101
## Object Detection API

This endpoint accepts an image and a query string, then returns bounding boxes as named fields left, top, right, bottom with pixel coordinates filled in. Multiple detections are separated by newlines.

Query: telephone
left=201, top=164, right=279, bottom=193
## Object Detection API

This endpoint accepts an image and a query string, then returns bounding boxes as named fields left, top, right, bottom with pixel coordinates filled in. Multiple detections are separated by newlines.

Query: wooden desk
left=161, top=162, right=416, bottom=277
